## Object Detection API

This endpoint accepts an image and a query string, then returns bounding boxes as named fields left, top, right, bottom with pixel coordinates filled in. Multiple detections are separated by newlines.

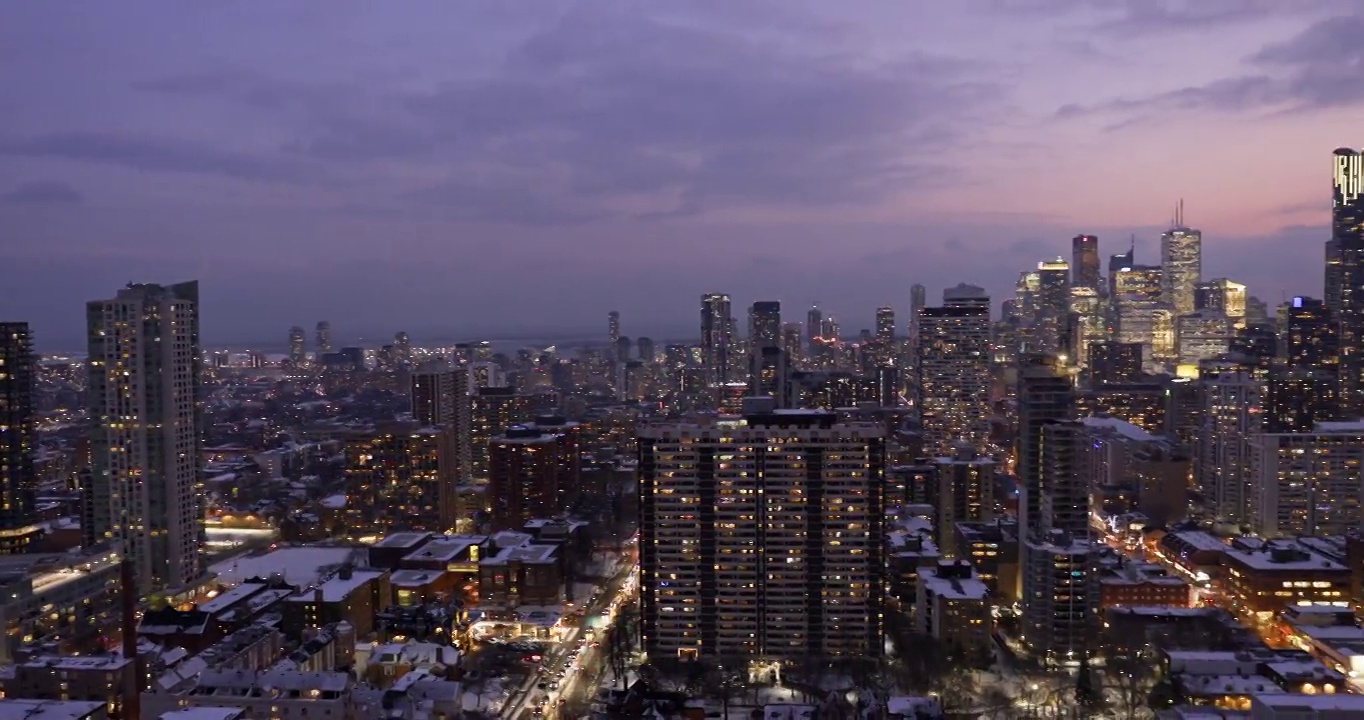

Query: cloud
left=131, top=6, right=1000, bottom=221
left=0, top=132, right=312, bottom=182
left=0, top=180, right=83, bottom=205
left=1056, top=12, right=1364, bottom=120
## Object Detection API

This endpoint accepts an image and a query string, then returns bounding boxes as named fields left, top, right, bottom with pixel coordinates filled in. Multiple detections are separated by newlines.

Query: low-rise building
left=1099, top=560, right=1192, bottom=609
left=1221, top=539, right=1350, bottom=627
left=0, top=545, right=122, bottom=662
left=914, top=560, right=990, bottom=664
left=281, top=567, right=390, bottom=639
left=0, top=700, right=106, bottom=720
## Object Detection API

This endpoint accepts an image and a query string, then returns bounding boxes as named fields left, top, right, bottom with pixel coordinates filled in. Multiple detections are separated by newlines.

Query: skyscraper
left=0, top=323, right=39, bottom=554
left=1036, top=259, right=1071, bottom=356
left=1071, top=234, right=1100, bottom=289
left=748, top=301, right=781, bottom=349
left=1326, top=238, right=1344, bottom=316
left=917, top=284, right=991, bottom=455
left=806, top=305, right=823, bottom=352
left=875, top=306, right=895, bottom=342
left=701, top=293, right=734, bottom=386
left=315, top=321, right=332, bottom=354
left=608, top=310, right=621, bottom=344
left=1160, top=203, right=1202, bottom=316
left=638, top=404, right=885, bottom=660
left=287, top=326, right=306, bottom=364
left=87, top=282, right=203, bottom=593
left=1334, top=148, right=1364, bottom=414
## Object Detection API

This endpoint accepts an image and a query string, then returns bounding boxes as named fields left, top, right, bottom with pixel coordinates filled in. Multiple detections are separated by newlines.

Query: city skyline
left=0, top=2, right=1355, bottom=347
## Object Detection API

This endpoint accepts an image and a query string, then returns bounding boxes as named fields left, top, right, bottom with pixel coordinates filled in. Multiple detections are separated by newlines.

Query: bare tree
left=1105, top=652, right=1156, bottom=720
left=701, top=657, right=750, bottom=718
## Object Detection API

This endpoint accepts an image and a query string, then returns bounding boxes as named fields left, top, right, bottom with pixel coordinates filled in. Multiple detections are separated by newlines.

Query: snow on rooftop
left=158, top=708, right=245, bottom=720
left=319, top=494, right=346, bottom=509
left=1082, top=415, right=1156, bottom=442
left=196, top=582, right=266, bottom=615
left=211, top=547, right=357, bottom=588
left=288, top=569, right=386, bottom=603
left=0, top=700, right=106, bottom=720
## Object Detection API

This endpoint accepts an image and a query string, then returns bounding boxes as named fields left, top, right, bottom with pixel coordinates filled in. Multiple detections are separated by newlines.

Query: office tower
left=1036, top=259, right=1071, bottom=356
left=1327, top=238, right=1344, bottom=315
left=0, top=323, right=38, bottom=554
left=1016, top=355, right=1074, bottom=546
left=1197, top=372, right=1263, bottom=529
left=933, top=443, right=995, bottom=557
left=470, top=387, right=533, bottom=481
left=875, top=306, right=895, bottom=342
left=749, top=345, right=791, bottom=407
left=701, top=293, right=734, bottom=387
left=1334, top=149, right=1364, bottom=414
left=615, top=336, right=632, bottom=364
left=488, top=418, right=581, bottom=530
left=87, top=281, right=202, bottom=593
left=394, top=331, right=411, bottom=366
left=637, top=337, right=655, bottom=364
left=1176, top=310, right=1235, bottom=366
left=917, top=284, right=991, bottom=455
left=638, top=404, right=885, bottom=660
left=806, top=305, right=823, bottom=353
left=1248, top=425, right=1364, bottom=538
left=1087, top=341, right=1143, bottom=385
left=1161, top=203, right=1202, bottom=316
left=909, top=284, right=927, bottom=355
left=1072, top=234, right=1100, bottom=289
left=749, top=301, right=781, bottom=349
left=780, top=323, right=802, bottom=364
left=315, top=321, right=332, bottom=354
left=287, top=326, right=306, bottom=364
left=1194, top=278, right=1247, bottom=321
left=609, top=310, right=621, bottom=344
left=1285, top=297, right=1339, bottom=370
left=1068, top=287, right=1106, bottom=368
left=1108, top=242, right=1135, bottom=301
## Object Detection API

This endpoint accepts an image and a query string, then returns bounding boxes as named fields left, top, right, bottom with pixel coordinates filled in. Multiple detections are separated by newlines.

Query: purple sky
left=1, top=1, right=1359, bottom=349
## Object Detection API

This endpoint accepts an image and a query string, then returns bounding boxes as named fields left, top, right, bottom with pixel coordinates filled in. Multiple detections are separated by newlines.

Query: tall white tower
left=87, top=281, right=203, bottom=593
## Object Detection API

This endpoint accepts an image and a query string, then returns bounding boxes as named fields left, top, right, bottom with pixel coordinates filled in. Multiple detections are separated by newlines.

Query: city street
left=500, top=557, right=638, bottom=720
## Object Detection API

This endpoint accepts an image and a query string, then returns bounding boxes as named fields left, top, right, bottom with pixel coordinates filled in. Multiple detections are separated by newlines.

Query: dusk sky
left=1, top=1, right=1360, bottom=350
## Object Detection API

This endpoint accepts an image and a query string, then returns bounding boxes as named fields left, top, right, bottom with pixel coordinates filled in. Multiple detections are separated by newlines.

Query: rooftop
left=211, top=546, right=359, bottom=587
left=390, top=569, right=445, bottom=588
left=159, top=709, right=247, bottom=720
left=1083, top=415, right=1157, bottom=443
left=288, top=569, right=386, bottom=603
left=403, top=536, right=480, bottom=563
left=374, top=532, right=433, bottom=550
left=0, top=701, right=106, bottom=720
left=196, top=582, right=267, bottom=616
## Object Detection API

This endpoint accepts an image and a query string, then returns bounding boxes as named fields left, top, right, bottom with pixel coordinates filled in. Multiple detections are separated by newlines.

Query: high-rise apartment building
left=1327, top=238, right=1344, bottom=315
left=315, top=321, right=332, bottom=354
left=345, top=427, right=457, bottom=535
left=701, top=293, right=734, bottom=387
left=0, top=323, right=39, bottom=554
left=932, top=443, right=996, bottom=557
left=1285, top=297, right=1339, bottom=370
left=1016, top=355, right=1074, bottom=547
left=87, top=281, right=203, bottom=593
left=917, top=285, right=991, bottom=455
left=1197, top=372, right=1263, bottom=529
left=1249, top=423, right=1364, bottom=538
left=609, top=310, right=621, bottom=344
left=806, top=305, right=823, bottom=353
left=638, top=404, right=886, bottom=660
left=470, top=387, right=533, bottom=481
left=1161, top=205, right=1203, bottom=316
left=410, top=367, right=472, bottom=490
left=1087, top=341, right=1143, bottom=385
left=488, top=419, right=581, bottom=530
left=748, top=346, right=791, bottom=407
left=287, top=326, right=306, bottom=364
left=1071, top=234, right=1100, bottom=289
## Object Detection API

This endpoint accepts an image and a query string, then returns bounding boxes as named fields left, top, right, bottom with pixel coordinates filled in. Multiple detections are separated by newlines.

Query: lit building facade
left=701, top=293, right=734, bottom=387
left=637, top=407, right=886, bottom=660
left=0, top=323, right=39, bottom=553
left=86, top=281, right=203, bottom=594
left=1248, top=424, right=1364, bottom=538
left=916, top=285, right=991, bottom=456
left=1161, top=215, right=1202, bottom=316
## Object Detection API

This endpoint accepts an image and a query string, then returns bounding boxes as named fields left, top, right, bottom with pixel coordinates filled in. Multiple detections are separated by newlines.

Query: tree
left=1105, top=652, right=1158, bottom=720
left=701, top=657, right=750, bottom=718
left=1074, top=657, right=1103, bottom=713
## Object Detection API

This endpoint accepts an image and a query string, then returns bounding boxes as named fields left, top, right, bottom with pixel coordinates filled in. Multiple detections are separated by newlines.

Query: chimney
left=119, top=559, right=141, bottom=720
